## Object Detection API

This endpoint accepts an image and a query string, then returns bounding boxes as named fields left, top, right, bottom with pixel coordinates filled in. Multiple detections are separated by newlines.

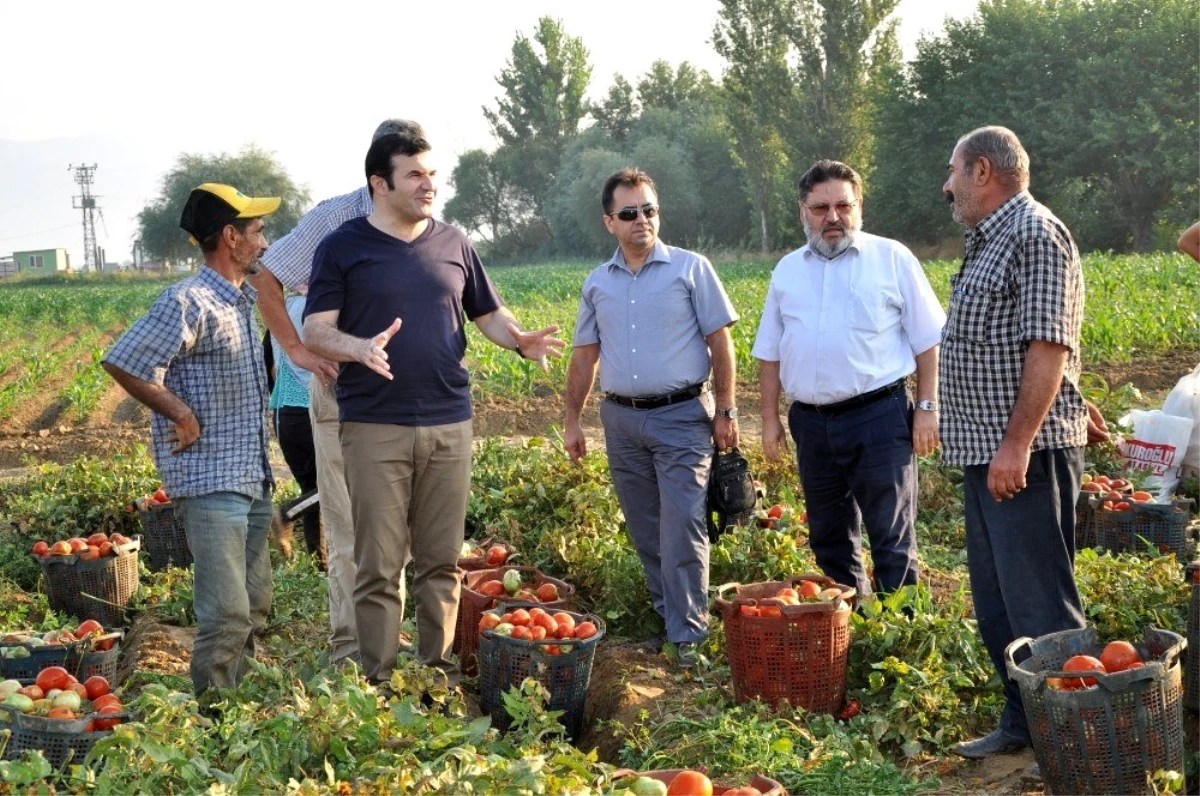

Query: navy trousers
left=787, top=391, right=919, bottom=597
left=963, top=446, right=1086, bottom=742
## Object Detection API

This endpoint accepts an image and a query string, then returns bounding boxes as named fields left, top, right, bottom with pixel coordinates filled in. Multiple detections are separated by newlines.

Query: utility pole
left=68, top=164, right=101, bottom=272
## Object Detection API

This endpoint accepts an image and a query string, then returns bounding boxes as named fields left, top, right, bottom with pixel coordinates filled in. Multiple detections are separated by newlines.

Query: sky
left=0, top=0, right=978, bottom=266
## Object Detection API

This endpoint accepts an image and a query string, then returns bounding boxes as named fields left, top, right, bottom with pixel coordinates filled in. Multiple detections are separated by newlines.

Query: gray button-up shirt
left=573, top=241, right=738, bottom=397
left=103, top=267, right=273, bottom=499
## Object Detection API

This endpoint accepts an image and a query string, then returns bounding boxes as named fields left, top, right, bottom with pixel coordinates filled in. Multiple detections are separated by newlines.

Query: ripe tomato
left=511, top=626, right=532, bottom=641
left=68, top=538, right=89, bottom=554
left=797, top=580, right=822, bottom=599
left=509, top=609, right=532, bottom=627
left=838, top=698, right=862, bottom=720
left=98, top=541, right=114, bottom=557
left=535, top=582, right=560, bottom=602
left=724, top=788, right=763, bottom=796
left=35, top=666, right=71, bottom=694
left=479, top=580, right=507, bottom=598
left=46, top=707, right=77, bottom=720
left=86, top=533, right=109, bottom=547
left=91, top=694, right=121, bottom=712
left=92, top=704, right=123, bottom=730
left=31, top=541, right=49, bottom=557
left=1062, top=654, right=1104, bottom=688
left=79, top=546, right=101, bottom=562
left=759, top=605, right=783, bottom=619
left=767, top=504, right=783, bottom=519
left=667, top=770, right=713, bottom=796
left=529, top=625, right=547, bottom=641
left=1131, top=490, right=1153, bottom=502
left=478, top=614, right=501, bottom=635
left=533, top=612, right=558, bottom=635
left=775, top=588, right=800, bottom=605
left=574, top=621, right=598, bottom=640
left=152, top=487, right=170, bottom=504
left=485, top=545, right=508, bottom=567
left=110, top=533, right=131, bottom=546
left=552, top=612, right=576, bottom=636
left=739, top=604, right=761, bottom=617
left=1099, top=640, right=1142, bottom=673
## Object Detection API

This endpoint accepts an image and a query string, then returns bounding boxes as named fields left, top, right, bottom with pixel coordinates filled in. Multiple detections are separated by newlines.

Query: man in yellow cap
left=103, top=183, right=280, bottom=695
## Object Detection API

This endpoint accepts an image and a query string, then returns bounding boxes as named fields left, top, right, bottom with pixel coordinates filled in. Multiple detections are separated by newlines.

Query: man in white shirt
left=753, top=160, right=946, bottom=597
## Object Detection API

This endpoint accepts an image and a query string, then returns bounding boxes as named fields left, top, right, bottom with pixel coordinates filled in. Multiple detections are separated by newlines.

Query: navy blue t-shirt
left=305, top=217, right=503, bottom=426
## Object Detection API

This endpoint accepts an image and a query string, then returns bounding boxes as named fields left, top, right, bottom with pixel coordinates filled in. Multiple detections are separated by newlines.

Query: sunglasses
left=610, top=203, right=659, bottom=222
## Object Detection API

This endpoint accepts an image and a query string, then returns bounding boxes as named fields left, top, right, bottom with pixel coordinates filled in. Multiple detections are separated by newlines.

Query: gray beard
left=803, top=220, right=856, bottom=259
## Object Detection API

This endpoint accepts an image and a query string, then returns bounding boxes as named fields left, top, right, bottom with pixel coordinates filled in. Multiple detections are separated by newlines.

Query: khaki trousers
left=340, top=419, right=471, bottom=685
left=309, top=381, right=410, bottom=663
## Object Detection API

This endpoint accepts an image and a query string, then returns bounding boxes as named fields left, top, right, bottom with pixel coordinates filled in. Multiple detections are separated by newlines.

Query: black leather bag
left=706, top=446, right=758, bottom=543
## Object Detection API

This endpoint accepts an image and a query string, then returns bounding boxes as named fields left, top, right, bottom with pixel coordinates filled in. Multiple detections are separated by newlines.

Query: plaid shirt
left=104, top=267, right=273, bottom=499
left=261, top=187, right=371, bottom=291
left=939, top=192, right=1088, bottom=466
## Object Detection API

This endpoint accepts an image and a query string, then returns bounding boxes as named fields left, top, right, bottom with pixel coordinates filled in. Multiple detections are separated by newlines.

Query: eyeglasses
left=610, top=203, right=659, bottom=222
left=804, top=201, right=858, bottom=217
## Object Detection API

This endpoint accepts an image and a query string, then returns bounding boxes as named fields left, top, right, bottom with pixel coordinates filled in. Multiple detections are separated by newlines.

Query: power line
left=0, top=223, right=79, bottom=241
left=68, top=163, right=103, bottom=271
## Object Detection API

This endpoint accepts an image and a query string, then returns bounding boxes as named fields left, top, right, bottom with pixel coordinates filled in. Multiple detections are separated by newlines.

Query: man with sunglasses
left=753, top=160, right=946, bottom=600
left=564, top=168, right=739, bottom=669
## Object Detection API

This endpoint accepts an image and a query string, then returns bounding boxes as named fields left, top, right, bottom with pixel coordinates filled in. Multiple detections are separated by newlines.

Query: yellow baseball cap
left=179, top=183, right=281, bottom=245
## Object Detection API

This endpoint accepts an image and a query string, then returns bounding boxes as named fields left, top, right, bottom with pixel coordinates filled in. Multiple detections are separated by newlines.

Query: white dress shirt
left=752, top=231, right=946, bottom=405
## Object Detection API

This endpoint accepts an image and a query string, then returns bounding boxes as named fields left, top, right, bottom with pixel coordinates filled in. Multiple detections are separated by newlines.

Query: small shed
left=14, top=248, right=71, bottom=275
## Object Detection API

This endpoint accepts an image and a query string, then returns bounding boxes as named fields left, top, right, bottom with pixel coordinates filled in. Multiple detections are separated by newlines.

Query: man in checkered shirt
left=103, top=183, right=279, bottom=695
left=940, top=126, right=1094, bottom=759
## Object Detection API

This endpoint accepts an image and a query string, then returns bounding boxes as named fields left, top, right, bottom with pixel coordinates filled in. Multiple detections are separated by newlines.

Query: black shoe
left=640, top=634, right=665, bottom=653
left=952, top=728, right=1030, bottom=759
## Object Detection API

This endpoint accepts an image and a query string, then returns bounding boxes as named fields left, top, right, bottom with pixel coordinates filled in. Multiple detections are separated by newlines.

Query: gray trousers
left=600, top=395, right=714, bottom=644
left=963, top=446, right=1087, bottom=741
left=175, top=490, right=274, bottom=694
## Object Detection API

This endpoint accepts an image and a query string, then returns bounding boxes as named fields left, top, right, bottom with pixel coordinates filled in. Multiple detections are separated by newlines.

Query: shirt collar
left=800, top=233, right=863, bottom=262
left=605, top=240, right=671, bottom=273
left=968, top=191, right=1031, bottom=244
left=198, top=265, right=257, bottom=305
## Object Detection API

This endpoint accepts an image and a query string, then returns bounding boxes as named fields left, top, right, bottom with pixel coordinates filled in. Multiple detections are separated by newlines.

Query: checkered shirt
left=939, top=192, right=1088, bottom=466
left=103, top=267, right=273, bottom=499
left=261, top=187, right=372, bottom=290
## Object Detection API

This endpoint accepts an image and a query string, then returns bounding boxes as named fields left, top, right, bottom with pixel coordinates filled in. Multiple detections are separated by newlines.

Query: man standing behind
left=940, top=126, right=1089, bottom=758
left=254, top=119, right=419, bottom=666
left=564, top=168, right=739, bottom=669
left=303, top=127, right=563, bottom=690
left=103, top=184, right=279, bottom=695
left=753, top=160, right=945, bottom=598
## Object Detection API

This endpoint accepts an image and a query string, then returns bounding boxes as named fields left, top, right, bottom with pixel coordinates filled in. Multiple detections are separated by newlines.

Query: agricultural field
left=0, top=254, right=1195, bottom=794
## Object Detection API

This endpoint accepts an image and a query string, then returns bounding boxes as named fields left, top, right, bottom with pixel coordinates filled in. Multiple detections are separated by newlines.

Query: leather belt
left=606, top=382, right=709, bottom=410
left=794, top=378, right=907, bottom=417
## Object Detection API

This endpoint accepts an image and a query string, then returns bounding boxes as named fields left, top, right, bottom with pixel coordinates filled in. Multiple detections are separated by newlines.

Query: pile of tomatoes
left=31, top=532, right=134, bottom=561
left=625, top=769, right=765, bottom=796
left=0, top=669, right=125, bottom=730
left=1081, top=473, right=1154, bottom=512
left=473, top=575, right=562, bottom=606
left=1, top=619, right=118, bottom=658
left=479, top=607, right=598, bottom=653
left=737, top=581, right=845, bottom=618
left=1048, top=640, right=1146, bottom=690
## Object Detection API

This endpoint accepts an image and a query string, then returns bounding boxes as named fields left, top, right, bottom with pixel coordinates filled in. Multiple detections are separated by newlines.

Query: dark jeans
left=963, top=446, right=1086, bottom=741
left=275, top=406, right=322, bottom=561
left=787, top=392, right=919, bottom=596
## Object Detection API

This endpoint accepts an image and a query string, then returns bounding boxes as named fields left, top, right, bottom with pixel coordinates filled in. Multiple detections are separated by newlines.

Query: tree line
left=136, top=0, right=1197, bottom=264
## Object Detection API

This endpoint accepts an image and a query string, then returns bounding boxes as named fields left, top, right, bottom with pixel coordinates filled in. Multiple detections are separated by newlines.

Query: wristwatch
left=916, top=399, right=938, bottom=412
left=716, top=407, right=739, bottom=419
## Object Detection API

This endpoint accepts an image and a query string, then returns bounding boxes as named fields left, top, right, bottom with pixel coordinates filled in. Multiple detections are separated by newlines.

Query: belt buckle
left=629, top=396, right=648, bottom=410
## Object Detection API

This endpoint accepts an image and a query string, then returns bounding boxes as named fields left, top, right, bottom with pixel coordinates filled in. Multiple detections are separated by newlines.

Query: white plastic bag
left=1160, top=364, right=1200, bottom=471
left=1117, top=409, right=1194, bottom=498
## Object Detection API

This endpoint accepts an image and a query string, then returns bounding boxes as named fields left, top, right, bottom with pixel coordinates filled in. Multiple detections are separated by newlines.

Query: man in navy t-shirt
left=304, top=127, right=565, bottom=689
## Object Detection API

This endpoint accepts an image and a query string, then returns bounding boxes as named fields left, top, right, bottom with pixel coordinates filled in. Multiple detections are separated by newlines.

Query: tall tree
left=869, top=0, right=1199, bottom=251
left=444, top=149, right=526, bottom=246
left=785, top=0, right=901, bottom=170
left=637, top=61, right=710, bottom=112
left=713, top=0, right=798, bottom=252
left=134, top=146, right=309, bottom=265
left=482, top=16, right=593, bottom=214
left=592, top=75, right=639, bottom=144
